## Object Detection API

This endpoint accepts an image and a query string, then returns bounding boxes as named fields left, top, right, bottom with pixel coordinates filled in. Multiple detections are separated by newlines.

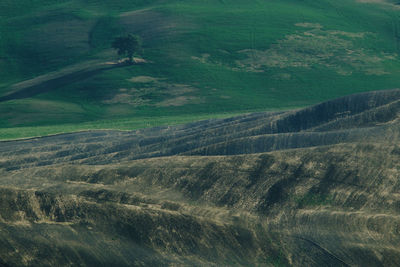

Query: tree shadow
left=0, top=62, right=130, bottom=103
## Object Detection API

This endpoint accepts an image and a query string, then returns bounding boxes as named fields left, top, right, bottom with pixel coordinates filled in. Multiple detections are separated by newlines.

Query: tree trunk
left=128, top=53, right=134, bottom=64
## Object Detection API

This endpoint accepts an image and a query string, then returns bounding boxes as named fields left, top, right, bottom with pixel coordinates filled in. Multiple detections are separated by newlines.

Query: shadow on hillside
left=0, top=62, right=130, bottom=102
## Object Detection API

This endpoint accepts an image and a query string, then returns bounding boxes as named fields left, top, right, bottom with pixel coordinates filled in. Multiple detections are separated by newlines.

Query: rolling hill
left=2, top=0, right=400, bottom=138
left=2, top=0, right=400, bottom=266
left=1, top=89, right=400, bottom=266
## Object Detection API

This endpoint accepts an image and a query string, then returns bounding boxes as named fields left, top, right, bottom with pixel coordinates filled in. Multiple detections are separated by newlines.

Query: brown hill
left=1, top=89, right=400, bottom=266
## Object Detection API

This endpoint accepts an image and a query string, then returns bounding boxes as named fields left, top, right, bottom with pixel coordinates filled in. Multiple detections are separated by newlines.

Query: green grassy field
left=1, top=0, right=400, bottom=139
left=0, top=110, right=255, bottom=140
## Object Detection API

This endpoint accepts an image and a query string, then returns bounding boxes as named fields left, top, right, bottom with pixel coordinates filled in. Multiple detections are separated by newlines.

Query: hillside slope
left=1, top=89, right=400, bottom=266
left=2, top=0, right=400, bottom=133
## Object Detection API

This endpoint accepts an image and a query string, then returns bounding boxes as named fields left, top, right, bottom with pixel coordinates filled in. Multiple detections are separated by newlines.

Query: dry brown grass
left=235, top=23, right=397, bottom=75
left=2, top=90, right=400, bottom=266
left=103, top=76, right=200, bottom=107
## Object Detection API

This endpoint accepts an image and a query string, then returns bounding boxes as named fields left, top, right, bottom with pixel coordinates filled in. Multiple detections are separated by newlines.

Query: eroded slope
left=1, top=90, right=400, bottom=266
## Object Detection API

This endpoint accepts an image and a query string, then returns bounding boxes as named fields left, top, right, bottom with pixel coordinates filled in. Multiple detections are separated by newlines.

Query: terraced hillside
left=2, top=0, right=400, bottom=137
left=1, top=89, right=400, bottom=266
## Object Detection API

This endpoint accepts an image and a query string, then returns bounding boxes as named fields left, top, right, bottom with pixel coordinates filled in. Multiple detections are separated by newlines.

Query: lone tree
left=112, top=34, right=142, bottom=63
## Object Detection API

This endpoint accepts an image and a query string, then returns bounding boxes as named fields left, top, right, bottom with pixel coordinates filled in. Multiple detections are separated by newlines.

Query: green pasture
left=1, top=0, right=400, bottom=139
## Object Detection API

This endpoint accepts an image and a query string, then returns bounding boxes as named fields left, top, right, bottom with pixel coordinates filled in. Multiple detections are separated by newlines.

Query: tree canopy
left=111, top=34, right=142, bottom=63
